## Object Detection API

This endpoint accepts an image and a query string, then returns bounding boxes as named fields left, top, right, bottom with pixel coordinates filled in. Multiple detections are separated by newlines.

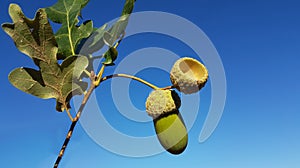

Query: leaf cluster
left=2, top=0, right=135, bottom=112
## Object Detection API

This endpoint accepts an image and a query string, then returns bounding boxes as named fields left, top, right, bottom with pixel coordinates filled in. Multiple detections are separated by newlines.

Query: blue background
left=1, top=0, right=299, bottom=167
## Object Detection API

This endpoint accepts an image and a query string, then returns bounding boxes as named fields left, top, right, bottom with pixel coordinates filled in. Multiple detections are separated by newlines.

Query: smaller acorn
left=170, top=57, right=208, bottom=94
left=146, top=89, right=187, bottom=154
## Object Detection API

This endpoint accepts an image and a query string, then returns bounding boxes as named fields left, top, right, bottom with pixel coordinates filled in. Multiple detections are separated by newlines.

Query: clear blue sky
left=1, top=0, right=300, bottom=168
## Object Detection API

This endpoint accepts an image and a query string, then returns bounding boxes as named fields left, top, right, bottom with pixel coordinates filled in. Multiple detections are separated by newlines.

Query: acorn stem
left=100, top=73, right=160, bottom=90
left=161, top=85, right=175, bottom=90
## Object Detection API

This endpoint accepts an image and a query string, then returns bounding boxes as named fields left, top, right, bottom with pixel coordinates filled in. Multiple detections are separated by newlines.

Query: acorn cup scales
left=146, top=89, right=188, bottom=154
left=170, top=57, right=208, bottom=94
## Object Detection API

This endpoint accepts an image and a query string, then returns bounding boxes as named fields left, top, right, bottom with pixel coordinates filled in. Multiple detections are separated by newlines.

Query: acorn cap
left=145, top=90, right=181, bottom=118
left=170, top=57, right=208, bottom=94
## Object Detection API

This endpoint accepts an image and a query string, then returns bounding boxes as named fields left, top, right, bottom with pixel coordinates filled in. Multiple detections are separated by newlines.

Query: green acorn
left=146, top=89, right=188, bottom=154
left=170, top=57, right=208, bottom=94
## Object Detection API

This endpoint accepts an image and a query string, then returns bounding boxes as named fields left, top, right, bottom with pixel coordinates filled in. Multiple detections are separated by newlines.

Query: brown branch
left=53, top=71, right=97, bottom=168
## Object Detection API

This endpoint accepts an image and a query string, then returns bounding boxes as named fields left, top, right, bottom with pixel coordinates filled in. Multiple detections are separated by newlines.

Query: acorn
left=170, top=57, right=208, bottom=94
left=146, top=89, right=188, bottom=154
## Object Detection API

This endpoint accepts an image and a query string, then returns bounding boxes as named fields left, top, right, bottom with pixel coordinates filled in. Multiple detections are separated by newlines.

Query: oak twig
left=53, top=69, right=101, bottom=168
